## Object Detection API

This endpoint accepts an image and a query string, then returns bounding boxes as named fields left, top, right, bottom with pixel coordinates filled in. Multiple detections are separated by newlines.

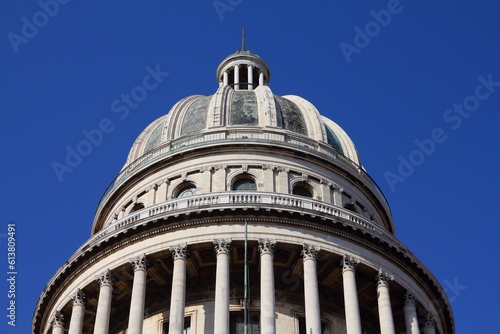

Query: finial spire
left=241, top=25, right=245, bottom=51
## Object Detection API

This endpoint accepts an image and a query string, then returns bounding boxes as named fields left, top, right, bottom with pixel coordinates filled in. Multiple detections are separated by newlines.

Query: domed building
left=33, top=46, right=454, bottom=334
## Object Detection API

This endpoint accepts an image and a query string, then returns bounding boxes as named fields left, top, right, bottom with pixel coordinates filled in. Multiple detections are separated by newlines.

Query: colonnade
left=49, top=243, right=437, bottom=334
left=221, top=64, right=265, bottom=90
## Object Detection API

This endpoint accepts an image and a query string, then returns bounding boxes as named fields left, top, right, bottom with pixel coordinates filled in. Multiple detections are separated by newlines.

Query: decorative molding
left=301, top=243, right=319, bottom=261
left=70, top=288, right=86, bottom=307
left=242, top=165, right=248, bottom=172
left=341, top=254, right=359, bottom=272
left=261, top=164, right=273, bottom=170
left=169, top=243, right=188, bottom=260
left=258, top=239, right=276, bottom=256
left=301, top=173, right=308, bottom=181
left=377, top=269, right=394, bottom=287
left=213, top=239, right=232, bottom=255
left=129, top=254, right=148, bottom=271
left=50, top=310, right=65, bottom=327
left=96, top=269, right=114, bottom=287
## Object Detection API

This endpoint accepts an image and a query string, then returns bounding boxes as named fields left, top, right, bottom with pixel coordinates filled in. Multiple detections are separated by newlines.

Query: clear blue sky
left=1, top=1, right=499, bottom=333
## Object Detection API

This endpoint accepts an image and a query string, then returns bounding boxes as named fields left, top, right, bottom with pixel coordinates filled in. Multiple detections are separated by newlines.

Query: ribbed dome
left=125, top=51, right=360, bottom=169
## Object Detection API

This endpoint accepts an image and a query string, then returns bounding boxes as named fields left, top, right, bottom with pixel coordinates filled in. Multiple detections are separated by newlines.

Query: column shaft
left=169, top=245, right=188, bottom=334
left=342, top=257, right=361, bottom=334
left=68, top=304, right=84, bottom=334
left=68, top=289, right=85, bottom=334
left=247, top=65, right=253, bottom=89
left=404, top=293, right=420, bottom=334
left=302, top=244, right=321, bottom=334
left=377, top=271, right=395, bottom=334
left=94, top=270, right=113, bottom=334
left=214, top=239, right=231, bottom=334
left=259, top=239, right=276, bottom=334
left=234, top=65, right=239, bottom=90
left=128, top=255, right=148, bottom=334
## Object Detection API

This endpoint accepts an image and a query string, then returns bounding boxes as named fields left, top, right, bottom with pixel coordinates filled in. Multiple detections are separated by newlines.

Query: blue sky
left=2, top=1, right=499, bottom=333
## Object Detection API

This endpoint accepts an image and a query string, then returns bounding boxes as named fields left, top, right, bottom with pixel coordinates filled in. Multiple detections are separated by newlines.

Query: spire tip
left=241, top=25, right=245, bottom=51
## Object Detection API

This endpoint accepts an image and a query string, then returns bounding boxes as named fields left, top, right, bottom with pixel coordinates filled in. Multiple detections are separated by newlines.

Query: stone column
left=332, top=185, right=342, bottom=206
left=377, top=269, right=395, bottom=334
left=68, top=288, right=85, bottom=334
left=169, top=244, right=189, bottom=334
left=51, top=310, right=65, bottom=334
left=341, top=255, right=361, bottom=334
left=259, top=71, right=264, bottom=86
left=258, top=239, right=277, bottom=334
left=302, top=243, right=321, bottom=334
left=404, top=292, right=420, bottom=334
left=94, top=269, right=114, bottom=334
left=247, top=65, right=253, bottom=90
left=213, top=239, right=232, bottom=334
left=128, top=254, right=148, bottom=334
left=262, top=165, right=275, bottom=192
left=223, top=71, right=228, bottom=86
left=234, top=65, right=239, bottom=90
left=277, top=167, right=289, bottom=193
left=320, top=180, right=332, bottom=203
left=423, top=313, right=436, bottom=334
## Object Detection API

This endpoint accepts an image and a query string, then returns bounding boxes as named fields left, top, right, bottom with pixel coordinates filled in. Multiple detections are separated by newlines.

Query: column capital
left=341, top=254, right=359, bottom=272
left=377, top=269, right=394, bottom=287
left=214, top=238, right=232, bottom=255
left=51, top=310, right=65, bottom=327
left=96, top=269, right=114, bottom=287
left=405, top=291, right=418, bottom=306
left=70, top=288, right=86, bottom=307
left=170, top=243, right=189, bottom=260
left=301, top=243, right=320, bottom=261
left=425, top=313, right=437, bottom=328
left=258, top=239, right=276, bottom=256
left=129, top=253, right=148, bottom=271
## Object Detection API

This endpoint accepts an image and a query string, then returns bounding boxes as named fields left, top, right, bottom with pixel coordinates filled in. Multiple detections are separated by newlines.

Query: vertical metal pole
left=244, top=219, right=248, bottom=334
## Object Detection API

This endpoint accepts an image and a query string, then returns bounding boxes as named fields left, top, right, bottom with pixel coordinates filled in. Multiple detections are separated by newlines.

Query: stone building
left=33, top=47, right=454, bottom=334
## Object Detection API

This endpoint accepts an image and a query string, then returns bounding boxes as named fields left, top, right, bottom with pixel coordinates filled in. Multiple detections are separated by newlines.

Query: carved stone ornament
left=50, top=310, right=65, bottom=327
left=170, top=243, right=189, bottom=260
left=377, top=269, right=394, bottom=287
left=258, top=239, right=276, bottom=256
left=96, top=269, right=114, bottom=287
left=129, top=254, right=148, bottom=271
left=71, top=288, right=86, bottom=307
left=301, top=243, right=319, bottom=261
left=405, top=292, right=417, bottom=306
left=341, top=254, right=359, bottom=272
left=425, top=313, right=437, bottom=328
left=213, top=239, right=232, bottom=255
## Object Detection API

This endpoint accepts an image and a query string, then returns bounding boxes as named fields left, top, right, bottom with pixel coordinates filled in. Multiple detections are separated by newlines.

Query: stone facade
left=33, top=48, right=454, bottom=334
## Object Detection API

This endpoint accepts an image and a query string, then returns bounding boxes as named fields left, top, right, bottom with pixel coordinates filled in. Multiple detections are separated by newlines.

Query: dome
left=33, top=46, right=454, bottom=334
left=124, top=50, right=360, bottom=168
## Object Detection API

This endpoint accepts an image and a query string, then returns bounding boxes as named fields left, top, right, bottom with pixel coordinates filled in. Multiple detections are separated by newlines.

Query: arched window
left=344, top=203, right=357, bottom=213
left=232, top=177, right=256, bottom=191
left=130, top=202, right=145, bottom=213
left=176, top=183, right=197, bottom=198
left=292, top=183, right=313, bottom=198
